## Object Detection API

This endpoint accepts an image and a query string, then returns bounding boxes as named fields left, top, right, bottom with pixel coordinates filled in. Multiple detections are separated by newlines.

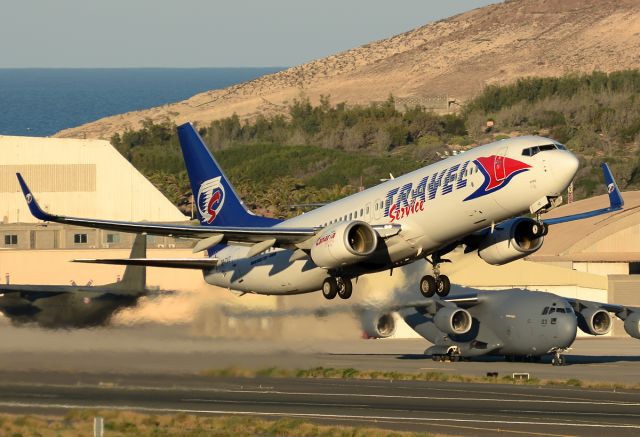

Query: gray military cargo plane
left=362, top=287, right=640, bottom=365
left=225, top=285, right=639, bottom=365
left=0, top=234, right=161, bottom=329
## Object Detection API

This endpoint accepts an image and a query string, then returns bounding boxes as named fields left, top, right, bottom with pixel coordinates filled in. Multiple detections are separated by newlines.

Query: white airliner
left=17, top=123, right=623, bottom=300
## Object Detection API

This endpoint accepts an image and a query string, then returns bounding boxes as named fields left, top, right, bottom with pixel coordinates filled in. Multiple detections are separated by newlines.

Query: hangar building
left=0, top=135, right=188, bottom=249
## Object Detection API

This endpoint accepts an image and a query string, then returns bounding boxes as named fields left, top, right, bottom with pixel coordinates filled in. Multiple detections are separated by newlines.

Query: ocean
left=0, top=68, right=283, bottom=137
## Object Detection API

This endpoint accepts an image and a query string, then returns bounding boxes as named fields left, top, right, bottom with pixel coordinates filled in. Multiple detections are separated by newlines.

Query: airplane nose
left=556, top=314, right=577, bottom=347
left=556, top=151, right=579, bottom=184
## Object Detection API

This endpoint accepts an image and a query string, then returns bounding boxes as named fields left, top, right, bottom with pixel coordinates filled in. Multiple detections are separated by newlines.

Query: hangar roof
left=445, top=250, right=607, bottom=290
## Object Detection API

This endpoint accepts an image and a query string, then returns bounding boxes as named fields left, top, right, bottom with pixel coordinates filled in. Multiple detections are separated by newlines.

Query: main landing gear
left=420, top=253, right=451, bottom=298
left=322, top=277, right=353, bottom=300
left=551, top=349, right=568, bottom=366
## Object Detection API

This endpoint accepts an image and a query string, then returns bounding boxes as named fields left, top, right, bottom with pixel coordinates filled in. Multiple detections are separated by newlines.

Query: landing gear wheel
left=532, top=221, right=549, bottom=238
left=420, top=275, right=437, bottom=298
left=435, top=275, right=451, bottom=297
left=551, top=354, right=566, bottom=366
left=337, top=278, right=353, bottom=300
left=322, top=277, right=338, bottom=300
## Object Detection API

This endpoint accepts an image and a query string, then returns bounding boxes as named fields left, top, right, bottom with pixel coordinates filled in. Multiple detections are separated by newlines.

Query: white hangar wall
left=0, top=135, right=187, bottom=223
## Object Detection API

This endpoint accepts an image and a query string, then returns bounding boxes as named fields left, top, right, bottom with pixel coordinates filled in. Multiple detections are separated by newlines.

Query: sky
left=1, top=0, right=497, bottom=68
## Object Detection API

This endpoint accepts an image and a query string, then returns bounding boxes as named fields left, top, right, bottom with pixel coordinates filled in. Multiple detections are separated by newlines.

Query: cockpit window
left=522, top=144, right=560, bottom=156
left=555, top=143, right=567, bottom=150
left=542, top=307, right=548, bottom=315
left=555, top=308, right=566, bottom=313
left=548, top=307, right=556, bottom=314
left=565, top=306, right=573, bottom=313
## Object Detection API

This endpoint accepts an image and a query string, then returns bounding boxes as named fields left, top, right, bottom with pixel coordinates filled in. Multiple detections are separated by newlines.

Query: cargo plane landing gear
left=322, top=277, right=353, bottom=300
left=420, top=253, right=451, bottom=298
left=551, top=348, right=568, bottom=366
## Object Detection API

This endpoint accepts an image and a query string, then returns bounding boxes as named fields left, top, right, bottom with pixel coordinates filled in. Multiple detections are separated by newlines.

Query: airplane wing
left=73, top=257, right=219, bottom=270
left=0, top=285, right=71, bottom=296
left=16, top=174, right=400, bottom=252
left=0, top=285, right=146, bottom=301
left=566, top=298, right=639, bottom=320
left=542, top=163, right=624, bottom=225
left=221, top=291, right=480, bottom=319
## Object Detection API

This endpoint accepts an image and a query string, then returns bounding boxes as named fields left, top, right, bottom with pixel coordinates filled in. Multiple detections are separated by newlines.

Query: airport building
left=0, top=135, right=189, bottom=250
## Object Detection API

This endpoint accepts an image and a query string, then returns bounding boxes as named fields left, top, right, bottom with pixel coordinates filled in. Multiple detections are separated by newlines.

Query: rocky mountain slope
left=56, top=0, right=640, bottom=140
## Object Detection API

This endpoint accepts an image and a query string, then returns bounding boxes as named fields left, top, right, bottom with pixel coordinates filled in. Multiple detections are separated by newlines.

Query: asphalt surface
left=1, top=323, right=639, bottom=435
left=0, top=372, right=638, bottom=436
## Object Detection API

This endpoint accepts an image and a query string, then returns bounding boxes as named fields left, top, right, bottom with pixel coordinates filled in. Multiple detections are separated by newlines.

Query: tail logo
left=197, top=177, right=226, bottom=224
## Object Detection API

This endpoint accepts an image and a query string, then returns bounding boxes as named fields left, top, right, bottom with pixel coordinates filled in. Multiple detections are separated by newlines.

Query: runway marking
left=182, top=398, right=369, bottom=408
left=0, top=401, right=638, bottom=430
left=502, top=409, right=640, bottom=419
left=418, top=367, right=455, bottom=371
left=204, top=387, right=640, bottom=407
left=303, top=379, right=640, bottom=400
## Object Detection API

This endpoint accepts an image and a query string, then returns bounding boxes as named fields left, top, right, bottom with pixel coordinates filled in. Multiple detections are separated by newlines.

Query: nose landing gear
left=551, top=348, right=568, bottom=366
left=420, top=253, right=451, bottom=298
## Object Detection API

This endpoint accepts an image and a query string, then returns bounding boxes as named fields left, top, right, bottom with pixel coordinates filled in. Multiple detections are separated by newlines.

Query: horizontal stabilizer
left=543, top=163, right=624, bottom=225
left=74, top=258, right=219, bottom=270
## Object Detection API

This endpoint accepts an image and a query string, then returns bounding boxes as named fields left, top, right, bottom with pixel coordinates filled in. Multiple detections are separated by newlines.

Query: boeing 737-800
left=17, top=123, right=623, bottom=300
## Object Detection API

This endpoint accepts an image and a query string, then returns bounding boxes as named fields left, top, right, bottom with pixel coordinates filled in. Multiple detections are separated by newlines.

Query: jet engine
left=623, top=312, right=640, bottom=339
left=361, top=312, right=396, bottom=338
left=310, top=221, right=378, bottom=269
left=477, top=218, right=545, bottom=266
left=433, top=307, right=473, bottom=336
left=577, top=307, right=612, bottom=336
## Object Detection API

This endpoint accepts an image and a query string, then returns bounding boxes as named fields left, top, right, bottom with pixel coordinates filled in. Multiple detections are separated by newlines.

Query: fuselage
left=402, top=290, right=578, bottom=357
left=0, top=285, right=144, bottom=328
left=206, top=136, right=579, bottom=295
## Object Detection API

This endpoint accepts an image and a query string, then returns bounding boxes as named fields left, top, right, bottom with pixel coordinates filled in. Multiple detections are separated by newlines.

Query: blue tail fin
left=177, top=123, right=281, bottom=227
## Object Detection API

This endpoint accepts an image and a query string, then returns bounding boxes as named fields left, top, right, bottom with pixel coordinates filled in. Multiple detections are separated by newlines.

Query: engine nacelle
left=623, top=312, right=640, bottom=339
left=310, top=221, right=378, bottom=269
left=433, top=307, right=473, bottom=336
left=361, top=312, right=396, bottom=338
left=477, top=218, right=544, bottom=266
left=577, top=307, right=612, bottom=336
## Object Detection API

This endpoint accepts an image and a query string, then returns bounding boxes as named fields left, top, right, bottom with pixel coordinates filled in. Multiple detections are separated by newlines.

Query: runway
left=0, top=323, right=639, bottom=383
left=0, top=322, right=639, bottom=435
left=0, top=371, right=638, bottom=436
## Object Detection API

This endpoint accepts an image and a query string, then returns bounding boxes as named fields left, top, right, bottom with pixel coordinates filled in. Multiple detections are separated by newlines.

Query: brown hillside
left=56, top=0, right=640, bottom=140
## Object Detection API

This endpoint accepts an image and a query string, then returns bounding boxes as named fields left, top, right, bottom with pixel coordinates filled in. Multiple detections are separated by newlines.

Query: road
left=0, top=372, right=638, bottom=436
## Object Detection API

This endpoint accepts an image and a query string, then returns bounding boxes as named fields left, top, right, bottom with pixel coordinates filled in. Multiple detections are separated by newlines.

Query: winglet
left=16, top=173, right=55, bottom=221
left=542, top=162, right=624, bottom=226
left=601, top=162, right=624, bottom=209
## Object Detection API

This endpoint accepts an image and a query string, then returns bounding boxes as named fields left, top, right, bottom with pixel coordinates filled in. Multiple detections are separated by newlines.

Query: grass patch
left=199, top=366, right=640, bottom=390
left=0, top=410, right=434, bottom=437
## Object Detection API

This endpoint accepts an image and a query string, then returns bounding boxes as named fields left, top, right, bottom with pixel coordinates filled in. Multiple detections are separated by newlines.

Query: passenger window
left=360, top=208, right=363, bottom=216
left=349, top=213, right=353, bottom=220
left=366, top=206, right=369, bottom=214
